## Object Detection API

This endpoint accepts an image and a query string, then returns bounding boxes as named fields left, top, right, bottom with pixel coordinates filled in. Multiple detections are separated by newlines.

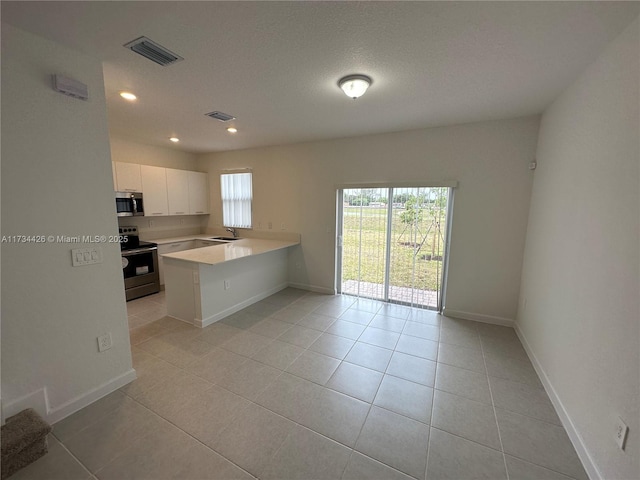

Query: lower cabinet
left=157, top=240, right=196, bottom=285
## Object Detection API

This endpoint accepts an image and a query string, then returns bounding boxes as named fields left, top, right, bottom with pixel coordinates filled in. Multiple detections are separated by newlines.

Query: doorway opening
left=337, top=186, right=453, bottom=311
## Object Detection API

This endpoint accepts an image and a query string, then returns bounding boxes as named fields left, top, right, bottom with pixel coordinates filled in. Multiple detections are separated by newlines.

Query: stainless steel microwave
left=116, top=192, right=144, bottom=217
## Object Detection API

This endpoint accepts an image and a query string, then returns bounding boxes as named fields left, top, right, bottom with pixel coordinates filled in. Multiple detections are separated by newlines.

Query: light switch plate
left=71, top=247, right=102, bottom=266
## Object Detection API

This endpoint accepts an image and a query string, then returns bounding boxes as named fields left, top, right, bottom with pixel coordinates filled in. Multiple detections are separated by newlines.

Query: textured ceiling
left=2, top=1, right=639, bottom=153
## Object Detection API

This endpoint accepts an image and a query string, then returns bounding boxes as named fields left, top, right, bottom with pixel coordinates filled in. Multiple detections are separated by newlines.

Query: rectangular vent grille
left=123, top=36, right=183, bottom=66
left=205, top=111, right=236, bottom=122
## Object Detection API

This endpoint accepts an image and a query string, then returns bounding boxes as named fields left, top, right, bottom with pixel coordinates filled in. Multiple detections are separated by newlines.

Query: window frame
left=220, top=170, right=253, bottom=229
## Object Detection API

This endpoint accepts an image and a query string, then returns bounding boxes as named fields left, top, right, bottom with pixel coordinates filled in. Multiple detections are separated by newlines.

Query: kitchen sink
left=209, top=236, right=241, bottom=241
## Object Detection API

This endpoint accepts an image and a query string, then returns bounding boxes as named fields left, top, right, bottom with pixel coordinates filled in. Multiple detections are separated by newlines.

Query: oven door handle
left=122, top=247, right=158, bottom=256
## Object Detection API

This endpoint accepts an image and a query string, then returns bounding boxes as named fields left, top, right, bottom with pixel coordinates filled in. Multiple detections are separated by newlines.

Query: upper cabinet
left=188, top=171, right=209, bottom=214
left=114, top=162, right=142, bottom=192
left=140, top=165, right=169, bottom=216
left=166, top=168, right=190, bottom=215
left=112, top=162, right=209, bottom=216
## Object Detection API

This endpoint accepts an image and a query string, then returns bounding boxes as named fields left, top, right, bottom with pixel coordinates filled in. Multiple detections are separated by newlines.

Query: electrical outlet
left=296, top=262, right=301, bottom=269
left=193, top=271, right=199, bottom=284
left=224, top=279, right=231, bottom=290
left=268, top=222, right=272, bottom=230
left=616, top=417, right=629, bottom=450
left=97, top=333, right=112, bottom=352
left=149, top=220, right=155, bottom=228
left=281, top=223, right=286, bottom=230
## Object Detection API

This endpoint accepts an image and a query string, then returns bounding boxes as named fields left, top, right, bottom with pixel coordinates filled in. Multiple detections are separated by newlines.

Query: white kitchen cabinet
left=157, top=240, right=196, bottom=285
left=166, top=168, right=190, bottom=215
left=140, top=165, right=169, bottom=216
left=114, top=162, right=142, bottom=192
left=114, top=163, right=208, bottom=216
left=188, top=171, right=210, bottom=214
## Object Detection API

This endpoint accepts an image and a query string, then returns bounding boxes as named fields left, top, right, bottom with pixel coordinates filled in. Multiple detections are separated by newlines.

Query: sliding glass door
left=337, top=186, right=453, bottom=311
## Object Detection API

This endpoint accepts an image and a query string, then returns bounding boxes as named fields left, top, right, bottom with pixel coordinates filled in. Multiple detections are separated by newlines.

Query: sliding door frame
left=336, top=181, right=457, bottom=312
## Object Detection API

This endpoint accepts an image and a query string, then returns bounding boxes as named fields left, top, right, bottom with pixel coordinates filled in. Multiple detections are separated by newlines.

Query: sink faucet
left=226, top=227, right=238, bottom=238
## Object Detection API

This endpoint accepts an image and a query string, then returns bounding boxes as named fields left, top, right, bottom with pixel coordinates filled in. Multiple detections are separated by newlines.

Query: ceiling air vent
left=123, top=36, right=183, bottom=66
left=205, top=111, right=236, bottom=122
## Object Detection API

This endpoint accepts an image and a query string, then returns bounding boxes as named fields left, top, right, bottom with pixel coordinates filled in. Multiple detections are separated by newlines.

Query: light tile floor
left=13, top=289, right=588, bottom=480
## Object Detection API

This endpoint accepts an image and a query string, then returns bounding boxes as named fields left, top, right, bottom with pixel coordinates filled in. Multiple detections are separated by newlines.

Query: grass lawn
left=342, top=205, right=447, bottom=294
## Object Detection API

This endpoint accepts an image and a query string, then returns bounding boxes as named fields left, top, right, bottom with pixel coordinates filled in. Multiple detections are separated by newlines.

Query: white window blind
left=220, top=172, right=252, bottom=228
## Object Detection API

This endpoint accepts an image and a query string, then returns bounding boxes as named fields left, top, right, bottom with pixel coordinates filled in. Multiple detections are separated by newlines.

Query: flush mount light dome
left=226, top=127, right=238, bottom=134
left=338, top=74, right=372, bottom=99
left=169, top=137, right=180, bottom=143
left=119, top=91, right=137, bottom=101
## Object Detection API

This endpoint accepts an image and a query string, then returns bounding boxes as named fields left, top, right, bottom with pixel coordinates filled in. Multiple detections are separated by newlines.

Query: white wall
left=1, top=24, right=134, bottom=422
left=110, top=136, right=200, bottom=170
left=517, top=18, right=639, bottom=480
left=198, top=116, right=540, bottom=322
left=111, top=137, right=208, bottom=240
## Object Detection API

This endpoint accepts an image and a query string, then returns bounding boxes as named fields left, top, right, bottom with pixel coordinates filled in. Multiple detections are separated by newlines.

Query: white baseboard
left=47, top=368, right=137, bottom=425
left=2, top=388, right=50, bottom=423
left=515, top=324, right=600, bottom=480
left=196, top=282, right=289, bottom=328
left=288, top=282, right=336, bottom=295
left=443, top=308, right=514, bottom=327
left=1, top=368, right=137, bottom=426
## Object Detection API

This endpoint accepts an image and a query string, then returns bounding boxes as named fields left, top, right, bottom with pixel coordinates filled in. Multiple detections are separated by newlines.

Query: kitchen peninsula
left=162, top=235, right=300, bottom=327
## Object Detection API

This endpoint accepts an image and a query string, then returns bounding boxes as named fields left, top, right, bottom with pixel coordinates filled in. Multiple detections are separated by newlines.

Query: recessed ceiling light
left=169, top=137, right=180, bottom=143
left=338, top=74, right=372, bottom=99
left=119, top=91, right=137, bottom=101
left=227, top=127, right=238, bottom=134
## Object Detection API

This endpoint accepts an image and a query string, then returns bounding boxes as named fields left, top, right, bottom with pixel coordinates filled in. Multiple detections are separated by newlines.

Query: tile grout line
left=479, top=333, right=511, bottom=480
left=51, top=434, right=95, bottom=479
left=339, top=308, right=398, bottom=480
left=149, top=294, right=352, bottom=475
left=126, top=293, right=441, bottom=479
left=118, top=292, right=327, bottom=477
left=130, top=293, right=571, bottom=480
left=116, top=393, right=259, bottom=479
left=423, top=313, right=442, bottom=480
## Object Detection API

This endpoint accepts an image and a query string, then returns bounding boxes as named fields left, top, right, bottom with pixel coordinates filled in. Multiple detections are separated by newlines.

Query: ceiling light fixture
left=226, top=127, right=238, bottom=134
left=119, top=91, right=137, bottom=101
left=338, top=74, right=372, bottom=99
left=169, top=137, right=180, bottom=143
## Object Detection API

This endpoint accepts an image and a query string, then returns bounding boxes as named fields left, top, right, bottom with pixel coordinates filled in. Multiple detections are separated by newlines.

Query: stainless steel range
left=119, top=226, right=160, bottom=301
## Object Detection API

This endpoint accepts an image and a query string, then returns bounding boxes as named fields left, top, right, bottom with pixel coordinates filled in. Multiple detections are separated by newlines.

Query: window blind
left=220, top=172, right=252, bottom=228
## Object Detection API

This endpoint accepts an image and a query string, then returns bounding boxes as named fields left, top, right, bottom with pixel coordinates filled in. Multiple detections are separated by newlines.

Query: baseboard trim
left=515, top=324, right=601, bottom=480
left=442, top=309, right=514, bottom=327
left=2, top=388, right=50, bottom=423
left=46, top=369, right=137, bottom=425
left=2, top=369, right=137, bottom=426
left=197, top=282, right=289, bottom=328
left=288, top=282, right=336, bottom=295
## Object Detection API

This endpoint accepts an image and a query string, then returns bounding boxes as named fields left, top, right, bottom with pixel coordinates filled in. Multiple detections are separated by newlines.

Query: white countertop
left=160, top=237, right=299, bottom=265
